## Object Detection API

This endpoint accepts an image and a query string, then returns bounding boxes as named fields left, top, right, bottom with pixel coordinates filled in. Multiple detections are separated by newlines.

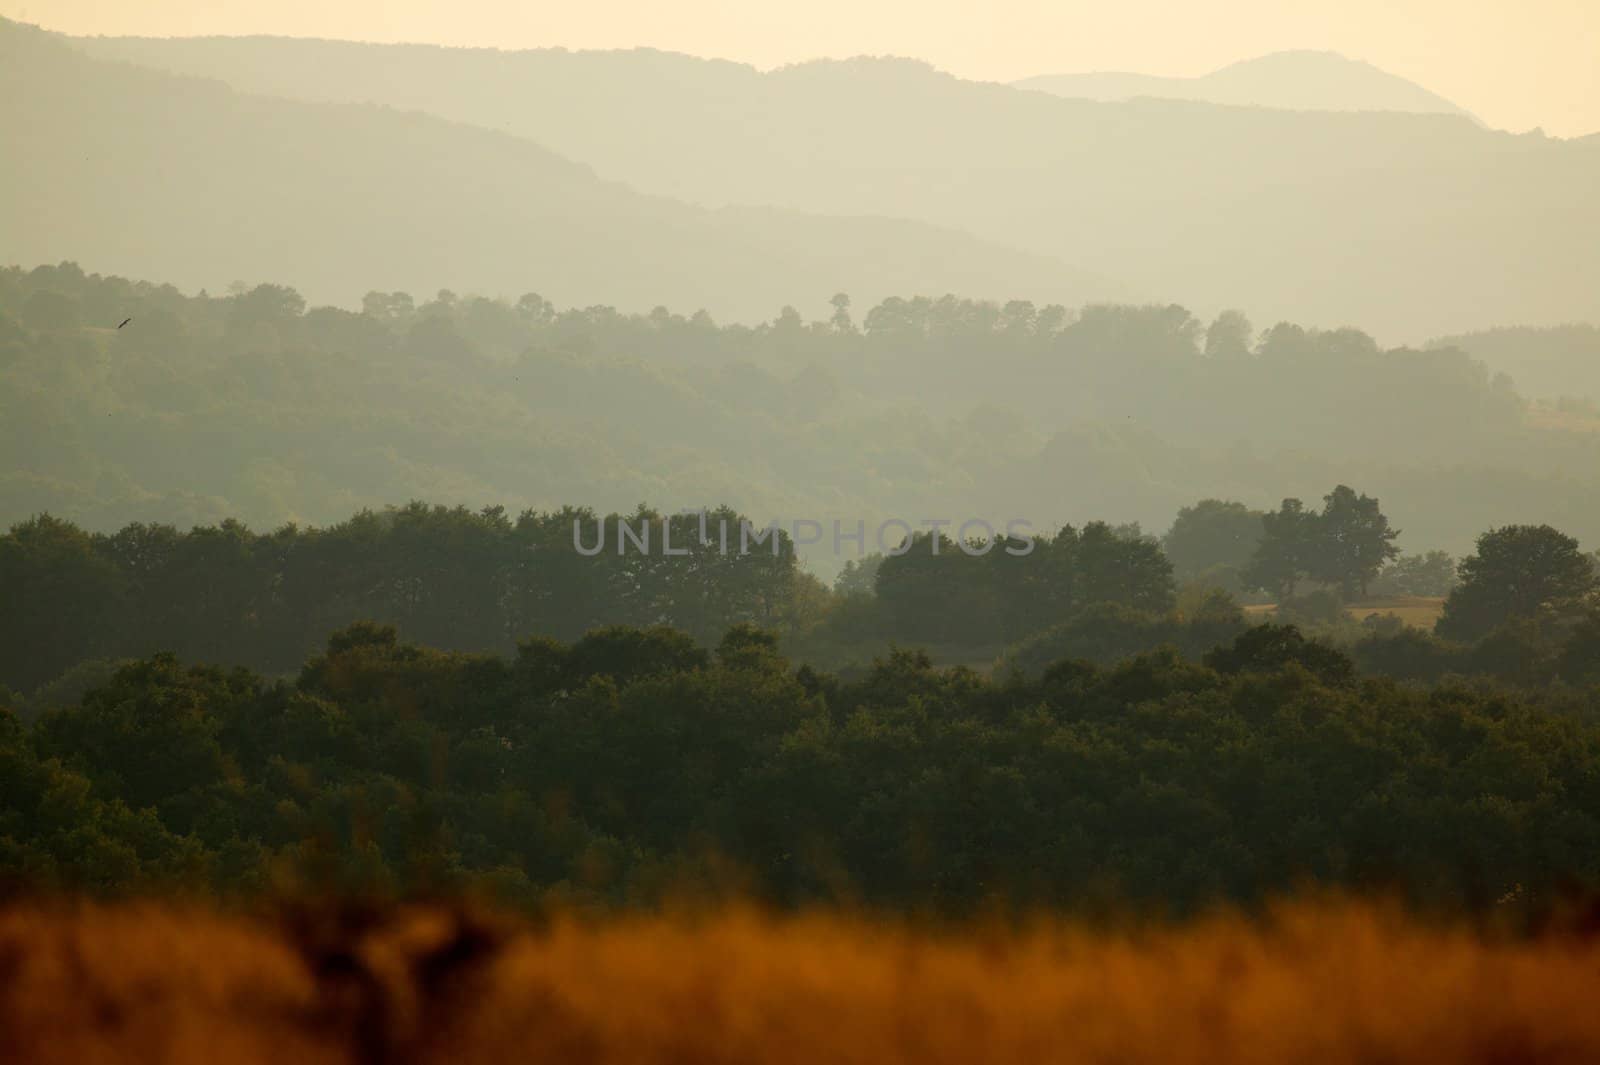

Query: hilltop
left=1017, top=50, right=1479, bottom=121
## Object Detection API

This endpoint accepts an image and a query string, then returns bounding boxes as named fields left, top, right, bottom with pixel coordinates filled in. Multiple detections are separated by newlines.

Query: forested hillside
left=1431, top=323, right=1600, bottom=402
left=67, top=28, right=1600, bottom=338
left=5, top=262, right=1600, bottom=560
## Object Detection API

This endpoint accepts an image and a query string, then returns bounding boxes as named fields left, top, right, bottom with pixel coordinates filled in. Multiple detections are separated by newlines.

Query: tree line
left=6, top=492, right=1600, bottom=699
left=0, top=504, right=796, bottom=693
left=0, top=500, right=1191, bottom=696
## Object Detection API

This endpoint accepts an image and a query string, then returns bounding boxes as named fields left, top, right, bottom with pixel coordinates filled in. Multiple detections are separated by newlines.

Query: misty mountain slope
left=1015, top=51, right=1479, bottom=121
left=68, top=32, right=1600, bottom=339
left=0, top=20, right=1110, bottom=318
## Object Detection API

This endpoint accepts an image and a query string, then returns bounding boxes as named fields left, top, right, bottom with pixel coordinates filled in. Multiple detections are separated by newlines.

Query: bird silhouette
left=117, top=318, right=132, bottom=329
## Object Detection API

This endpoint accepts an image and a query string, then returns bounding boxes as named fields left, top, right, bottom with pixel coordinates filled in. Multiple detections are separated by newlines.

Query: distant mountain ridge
left=0, top=18, right=1112, bottom=319
left=1016, top=51, right=1480, bottom=123
left=63, top=30, right=1600, bottom=340
left=1429, top=324, right=1600, bottom=402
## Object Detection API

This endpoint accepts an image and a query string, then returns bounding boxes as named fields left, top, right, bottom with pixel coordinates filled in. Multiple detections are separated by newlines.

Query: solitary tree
left=1306, top=485, right=1399, bottom=599
left=1436, top=524, right=1597, bottom=641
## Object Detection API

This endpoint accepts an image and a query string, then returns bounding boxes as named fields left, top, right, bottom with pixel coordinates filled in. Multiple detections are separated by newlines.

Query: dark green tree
left=1437, top=525, right=1597, bottom=642
left=1072, top=521, right=1176, bottom=613
left=0, top=515, right=127, bottom=692
left=1202, top=623, right=1355, bottom=686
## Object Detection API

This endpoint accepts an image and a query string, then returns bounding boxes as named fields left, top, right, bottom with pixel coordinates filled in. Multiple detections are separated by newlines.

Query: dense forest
left=6, top=475, right=1600, bottom=914
left=7, top=618, right=1600, bottom=915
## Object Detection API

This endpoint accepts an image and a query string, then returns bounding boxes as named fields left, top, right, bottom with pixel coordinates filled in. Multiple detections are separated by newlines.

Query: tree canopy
left=7, top=620, right=1600, bottom=915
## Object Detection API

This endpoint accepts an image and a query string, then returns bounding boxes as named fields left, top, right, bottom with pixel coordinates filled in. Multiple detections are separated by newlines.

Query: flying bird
left=117, top=318, right=132, bottom=329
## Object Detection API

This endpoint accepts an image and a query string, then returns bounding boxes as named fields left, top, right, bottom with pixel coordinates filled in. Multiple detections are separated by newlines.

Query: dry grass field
left=4, top=899, right=1600, bottom=1064
left=1244, top=595, right=1446, bottom=630
left=1525, top=403, right=1600, bottom=435
left=1343, top=595, right=1448, bottom=629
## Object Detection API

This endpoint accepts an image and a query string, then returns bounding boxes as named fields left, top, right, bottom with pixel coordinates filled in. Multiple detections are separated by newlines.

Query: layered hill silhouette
left=1016, top=51, right=1479, bottom=121
left=67, top=30, right=1600, bottom=339
left=0, top=20, right=1109, bottom=318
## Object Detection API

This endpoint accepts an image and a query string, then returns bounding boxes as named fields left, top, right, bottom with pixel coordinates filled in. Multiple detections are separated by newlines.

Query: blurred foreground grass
left=3, top=899, right=1599, bottom=1064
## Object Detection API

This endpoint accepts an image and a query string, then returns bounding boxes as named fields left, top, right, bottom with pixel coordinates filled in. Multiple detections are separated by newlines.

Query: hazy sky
left=14, top=0, right=1600, bottom=136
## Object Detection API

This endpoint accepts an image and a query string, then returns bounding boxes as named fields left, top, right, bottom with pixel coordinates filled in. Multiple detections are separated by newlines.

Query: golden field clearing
left=1245, top=595, right=1447, bottom=630
left=4, top=900, right=1600, bottom=1064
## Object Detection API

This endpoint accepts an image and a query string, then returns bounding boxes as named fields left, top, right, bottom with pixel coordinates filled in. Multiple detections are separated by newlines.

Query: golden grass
left=1244, top=596, right=1446, bottom=630
left=1343, top=595, right=1447, bottom=629
left=5, top=900, right=1600, bottom=1064
left=1525, top=405, right=1600, bottom=434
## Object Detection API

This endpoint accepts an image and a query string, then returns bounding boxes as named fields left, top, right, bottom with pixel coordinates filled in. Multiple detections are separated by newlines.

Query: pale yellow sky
left=13, top=0, right=1600, bottom=135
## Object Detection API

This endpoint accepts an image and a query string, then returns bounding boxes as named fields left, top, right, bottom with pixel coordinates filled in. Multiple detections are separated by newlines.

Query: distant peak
left=1017, top=49, right=1479, bottom=124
